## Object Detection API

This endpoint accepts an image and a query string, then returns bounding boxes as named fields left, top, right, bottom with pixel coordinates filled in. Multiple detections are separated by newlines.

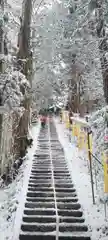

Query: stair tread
left=19, top=230, right=90, bottom=236
left=21, top=222, right=87, bottom=227
left=17, top=123, right=91, bottom=240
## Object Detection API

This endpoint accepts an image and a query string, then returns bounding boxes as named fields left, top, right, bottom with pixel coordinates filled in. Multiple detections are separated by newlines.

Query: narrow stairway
left=19, top=120, right=91, bottom=240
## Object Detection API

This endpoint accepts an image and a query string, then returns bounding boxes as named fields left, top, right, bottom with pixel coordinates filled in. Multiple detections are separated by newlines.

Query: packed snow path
left=15, top=120, right=91, bottom=240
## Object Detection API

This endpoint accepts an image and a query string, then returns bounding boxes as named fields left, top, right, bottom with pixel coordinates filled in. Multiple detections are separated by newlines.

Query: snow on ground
left=55, top=118, right=108, bottom=240
left=0, top=121, right=40, bottom=240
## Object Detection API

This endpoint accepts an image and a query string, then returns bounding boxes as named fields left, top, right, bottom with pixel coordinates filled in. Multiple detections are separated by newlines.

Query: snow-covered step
left=27, top=186, right=54, bottom=191
left=19, top=232, right=56, bottom=240
left=58, top=209, right=83, bottom=217
left=19, top=232, right=91, bottom=240
left=27, top=191, right=54, bottom=197
left=25, top=202, right=55, bottom=208
left=23, top=215, right=56, bottom=223
left=22, top=215, right=85, bottom=224
left=21, top=222, right=56, bottom=232
left=29, top=179, right=52, bottom=184
left=60, top=216, right=85, bottom=223
left=53, top=188, right=76, bottom=193
left=21, top=222, right=88, bottom=232
left=55, top=192, right=77, bottom=197
left=59, top=223, right=88, bottom=232
left=24, top=208, right=56, bottom=216
left=56, top=197, right=79, bottom=203
left=55, top=183, right=74, bottom=188
left=57, top=202, right=81, bottom=210
left=26, top=197, right=55, bottom=202
left=28, top=183, right=52, bottom=187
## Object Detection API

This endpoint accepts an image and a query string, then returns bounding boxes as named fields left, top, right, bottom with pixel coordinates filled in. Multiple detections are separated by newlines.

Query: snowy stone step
left=31, top=168, right=51, bottom=171
left=24, top=208, right=56, bottom=216
left=25, top=202, right=55, bottom=208
left=37, top=144, right=49, bottom=146
left=37, top=149, right=49, bottom=151
left=31, top=165, right=51, bottom=169
left=28, top=186, right=76, bottom=192
left=32, top=163, right=51, bottom=166
left=53, top=164, right=67, bottom=166
left=33, top=158, right=50, bottom=162
left=26, top=196, right=78, bottom=203
left=57, top=203, right=81, bottom=210
left=53, top=162, right=66, bottom=165
left=21, top=222, right=88, bottom=233
left=27, top=191, right=54, bottom=197
left=53, top=163, right=68, bottom=166
left=23, top=215, right=85, bottom=224
left=26, top=197, right=55, bottom=202
left=54, top=176, right=72, bottom=180
left=31, top=171, right=52, bottom=174
left=34, top=154, right=50, bottom=158
left=52, top=167, right=69, bottom=170
left=56, top=197, right=78, bottom=203
left=26, top=197, right=78, bottom=203
left=23, top=215, right=56, bottom=223
left=53, top=165, right=67, bottom=168
left=60, top=216, right=85, bottom=223
left=59, top=223, right=88, bottom=232
left=29, top=179, right=52, bottom=184
left=59, top=235, right=91, bottom=240
left=55, top=188, right=76, bottom=193
left=19, top=233, right=55, bottom=240
left=30, top=173, right=52, bottom=178
left=31, top=170, right=51, bottom=173
left=29, top=175, right=52, bottom=179
left=49, top=139, right=58, bottom=141
left=55, top=179, right=72, bottom=184
left=32, top=162, right=50, bottom=165
left=28, top=183, right=52, bottom=188
left=21, top=222, right=56, bottom=232
left=55, top=183, right=74, bottom=188
left=53, top=171, right=71, bottom=175
left=28, top=187, right=54, bottom=192
left=56, top=192, right=77, bottom=197
left=54, top=173, right=70, bottom=176
left=32, top=161, right=51, bottom=164
left=37, top=139, right=49, bottom=142
left=58, top=209, right=83, bottom=217
left=19, top=232, right=91, bottom=240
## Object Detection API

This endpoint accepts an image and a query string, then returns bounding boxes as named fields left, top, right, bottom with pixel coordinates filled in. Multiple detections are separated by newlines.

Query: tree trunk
left=0, top=1, right=4, bottom=165
left=0, top=0, right=4, bottom=72
left=14, top=0, right=33, bottom=158
left=96, top=0, right=108, bottom=103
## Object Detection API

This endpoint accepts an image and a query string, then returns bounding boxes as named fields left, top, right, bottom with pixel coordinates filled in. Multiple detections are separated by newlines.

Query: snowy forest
left=0, top=0, right=108, bottom=240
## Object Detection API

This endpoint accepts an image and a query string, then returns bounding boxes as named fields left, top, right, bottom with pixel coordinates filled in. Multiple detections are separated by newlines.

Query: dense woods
left=0, top=1, right=108, bottom=240
left=0, top=0, right=108, bottom=176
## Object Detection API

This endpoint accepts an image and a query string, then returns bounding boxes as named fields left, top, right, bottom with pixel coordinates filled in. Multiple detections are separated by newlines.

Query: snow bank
left=55, top=118, right=108, bottom=240
left=0, top=122, right=40, bottom=240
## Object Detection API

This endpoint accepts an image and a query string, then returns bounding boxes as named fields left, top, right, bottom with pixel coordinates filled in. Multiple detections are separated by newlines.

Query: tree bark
left=0, top=1, right=4, bottom=167
left=0, top=0, right=4, bottom=72
left=14, top=0, right=33, bottom=158
left=96, top=0, right=108, bottom=103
